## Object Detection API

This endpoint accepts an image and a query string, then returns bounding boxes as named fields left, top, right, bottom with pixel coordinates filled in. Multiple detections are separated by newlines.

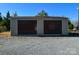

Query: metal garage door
left=44, top=20, right=62, bottom=34
left=18, top=20, right=37, bottom=35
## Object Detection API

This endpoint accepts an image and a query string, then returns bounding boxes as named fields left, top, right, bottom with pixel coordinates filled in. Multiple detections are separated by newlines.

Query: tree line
left=0, top=11, right=10, bottom=32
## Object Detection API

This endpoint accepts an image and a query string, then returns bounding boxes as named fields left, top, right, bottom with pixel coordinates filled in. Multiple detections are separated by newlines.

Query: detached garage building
left=10, top=16, right=68, bottom=36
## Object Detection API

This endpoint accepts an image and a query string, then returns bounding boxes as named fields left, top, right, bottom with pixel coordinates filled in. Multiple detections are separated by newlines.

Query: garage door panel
left=18, top=20, right=37, bottom=35
left=44, top=20, right=62, bottom=34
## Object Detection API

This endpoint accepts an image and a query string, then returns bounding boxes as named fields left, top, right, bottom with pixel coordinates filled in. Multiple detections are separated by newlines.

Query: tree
left=13, top=12, right=17, bottom=17
left=6, top=11, right=10, bottom=19
left=0, top=11, right=11, bottom=32
left=0, top=12, right=2, bottom=22
left=68, top=20, right=74, bottom=30
left=0, top=15, right=7, bottom=32
left=37, top=10, right=48, bottom=16
left=5, top=11, right=10, bottom=30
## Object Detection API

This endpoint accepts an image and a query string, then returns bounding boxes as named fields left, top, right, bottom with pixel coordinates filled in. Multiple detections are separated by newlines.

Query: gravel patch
left=0, top=37, right=79, bottom=55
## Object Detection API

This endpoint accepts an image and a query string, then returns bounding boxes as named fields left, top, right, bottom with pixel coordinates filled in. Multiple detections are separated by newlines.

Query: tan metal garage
left=10, top=16, right=68, bottom=36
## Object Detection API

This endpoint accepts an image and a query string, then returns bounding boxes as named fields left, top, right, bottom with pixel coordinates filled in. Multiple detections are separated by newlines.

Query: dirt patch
left=0, top=32, right=11, bottom=38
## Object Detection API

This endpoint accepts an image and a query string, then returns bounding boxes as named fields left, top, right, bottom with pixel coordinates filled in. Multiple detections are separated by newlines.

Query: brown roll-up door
left=18, top=20, right=37, bottom=35
left=44, top=20, right=62, bottom=34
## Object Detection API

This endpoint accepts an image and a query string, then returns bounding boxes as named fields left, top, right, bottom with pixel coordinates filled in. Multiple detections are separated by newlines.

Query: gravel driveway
left=0, top=36, right=79, bottom=55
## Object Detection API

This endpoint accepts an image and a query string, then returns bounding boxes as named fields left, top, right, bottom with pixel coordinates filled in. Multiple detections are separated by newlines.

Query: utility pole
left=77, top=3, right=79, bottom=30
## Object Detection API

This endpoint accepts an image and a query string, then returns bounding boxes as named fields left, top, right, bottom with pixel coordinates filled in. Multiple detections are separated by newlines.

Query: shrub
left=0, top=26, right=7, bottom=32
left=68, top=20, right=74, bottom=30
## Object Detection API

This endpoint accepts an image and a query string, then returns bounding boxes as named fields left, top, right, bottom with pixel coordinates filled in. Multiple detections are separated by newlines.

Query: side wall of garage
left=62, top=19, right=68, bottom=35
left=10, top=18, right=18, bottom=36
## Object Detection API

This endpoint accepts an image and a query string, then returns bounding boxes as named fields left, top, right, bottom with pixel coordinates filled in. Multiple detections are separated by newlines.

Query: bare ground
left=0, top=32, right=79, bottom=55
left=0, top=36, right=79, bottom=55
left=0, top=32, right=11, bottom=38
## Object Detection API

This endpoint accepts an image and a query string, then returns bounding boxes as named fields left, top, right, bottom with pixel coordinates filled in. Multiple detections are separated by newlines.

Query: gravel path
left=0, top=36, right=79, bottom=55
